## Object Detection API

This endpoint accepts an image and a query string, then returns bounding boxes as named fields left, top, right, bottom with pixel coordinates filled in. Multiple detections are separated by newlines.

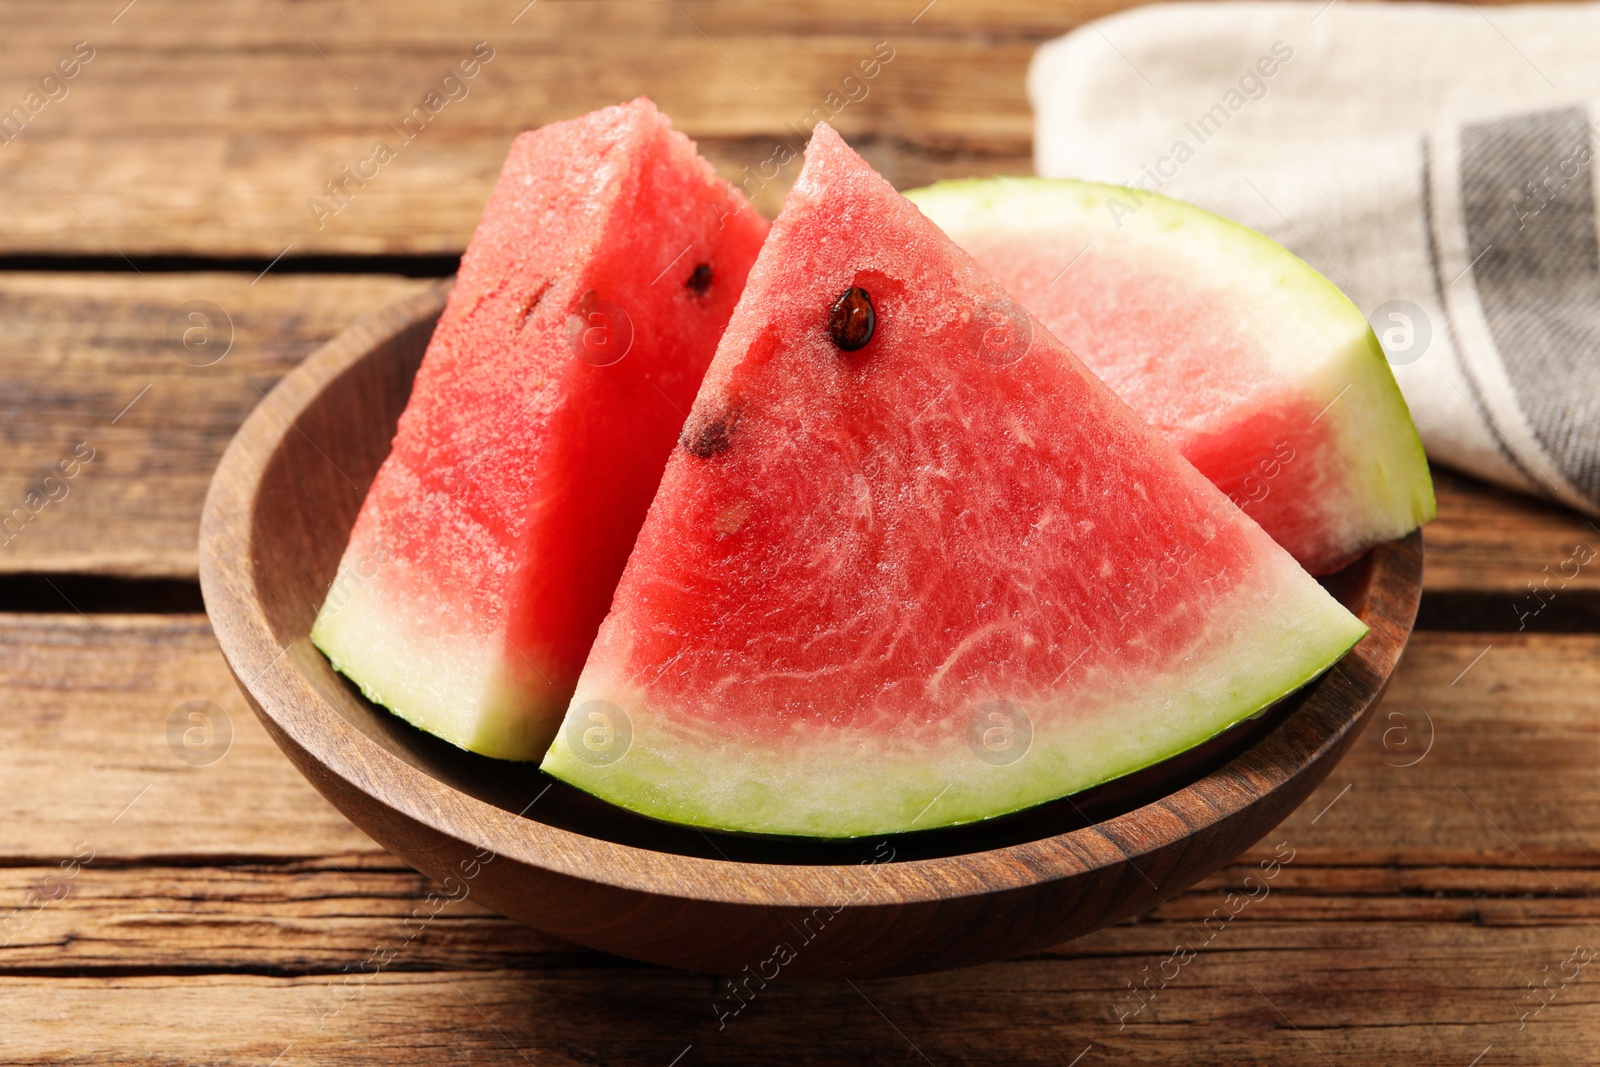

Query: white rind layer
left=542, top=548, right=1367, bottom=838
left=310, top=565, right=545, bottom=761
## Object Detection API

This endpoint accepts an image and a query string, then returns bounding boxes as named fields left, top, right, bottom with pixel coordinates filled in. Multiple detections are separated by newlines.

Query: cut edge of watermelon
left=905, top=177, right=1437, bottom=573
left=541, top=555, right=1367, bottom=839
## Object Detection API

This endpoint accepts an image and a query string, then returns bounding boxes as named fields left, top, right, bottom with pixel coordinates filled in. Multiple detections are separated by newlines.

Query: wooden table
left=3, top=2, right=1598, bottom=1063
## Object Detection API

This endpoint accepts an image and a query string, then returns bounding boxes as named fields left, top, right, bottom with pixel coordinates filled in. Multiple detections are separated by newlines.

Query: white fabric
left=1030, top=1, right=1600, bottom=514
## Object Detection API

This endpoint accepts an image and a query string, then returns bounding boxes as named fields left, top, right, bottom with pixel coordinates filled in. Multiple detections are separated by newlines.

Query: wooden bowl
left=200, top=283, right=1422, bottom=979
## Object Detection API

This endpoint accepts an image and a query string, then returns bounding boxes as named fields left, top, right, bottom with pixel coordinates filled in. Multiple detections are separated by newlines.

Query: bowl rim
left=199, top=282, right=1420, bottom=911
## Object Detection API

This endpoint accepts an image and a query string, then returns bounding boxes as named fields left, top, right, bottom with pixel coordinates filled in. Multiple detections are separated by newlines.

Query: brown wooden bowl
left=200, top=282, right=1422, bottom=979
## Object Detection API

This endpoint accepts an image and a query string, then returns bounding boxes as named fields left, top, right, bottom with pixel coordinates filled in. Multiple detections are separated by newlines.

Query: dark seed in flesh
left=681, top=411, right=735, bottom=457
left=686, top=263, right=713, bottom=295
left=827, top=286, right=875, bottom=352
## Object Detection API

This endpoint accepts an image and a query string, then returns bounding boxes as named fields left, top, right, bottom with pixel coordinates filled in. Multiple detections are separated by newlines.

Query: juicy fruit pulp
left=311, top=99, right=769, bottom=760
left=905, top=178, right=1434, bottom=576
left=542, top=124, right=1369, bottom=838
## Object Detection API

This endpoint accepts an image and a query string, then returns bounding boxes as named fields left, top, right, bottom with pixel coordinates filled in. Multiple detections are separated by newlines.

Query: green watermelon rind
left=905, top=177, right=1436, bottom=569
left=541, top=558, right=1368, bottom=839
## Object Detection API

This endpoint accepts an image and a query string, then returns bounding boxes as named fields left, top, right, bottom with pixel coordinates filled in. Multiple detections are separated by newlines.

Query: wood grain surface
left=3, top=616, right=1598, bottom=1061
left=0, top=273, right=1583, bottom=604
left=0, top=273, right=431, bottom=579
left=8, top=618, right=1595, bottom=873
left=0, top=0, right=1075, bottom=256
left=3, top=0, right=1597, bottom=1059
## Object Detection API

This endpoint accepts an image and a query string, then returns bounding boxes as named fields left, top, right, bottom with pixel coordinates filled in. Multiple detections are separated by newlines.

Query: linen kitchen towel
left=1030, top=1, right=1600, bottom=515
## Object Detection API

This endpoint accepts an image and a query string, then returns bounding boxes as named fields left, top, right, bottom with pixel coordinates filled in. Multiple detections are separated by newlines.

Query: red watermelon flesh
left=311, top=99, right=769, bottom=760
left=540, top=125, right=1368, bottom=838
left=906, top=179, right=1435, bottom=576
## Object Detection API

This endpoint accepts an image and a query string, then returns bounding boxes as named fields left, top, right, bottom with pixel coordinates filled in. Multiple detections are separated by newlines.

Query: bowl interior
left=238, top=287, right=1403, bottom=867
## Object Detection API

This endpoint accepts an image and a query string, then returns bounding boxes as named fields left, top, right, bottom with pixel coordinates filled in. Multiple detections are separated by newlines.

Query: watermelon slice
left=311, top=99, right=769, bottom=760
left=905, top=178, right=1434, bottom=576
left=540, top=125, right=1369, bottom=838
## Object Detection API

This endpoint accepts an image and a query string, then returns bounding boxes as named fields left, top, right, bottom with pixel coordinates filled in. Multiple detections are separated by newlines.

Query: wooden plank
left=0, top=0, right=1054, bottom=255
left=3, top=916, right=1599, bottom=1066
left=1426, top=466, right=1600, bottom=602
left=0, top=614, right=382, bottom=862
left=3, top=605, right=1589, bottom=1024
left=1274, top=628, right=1600, bottom=867
left=0, top=863, right=579, bottom=974
left=0, top=274, right=1593, bottom=588
left=5, top=858, right=1600, bottom=976
left=3, top=621, right=1599, bottom=1059
left=0, top=0, right=1094, bottom=48
left=0, top=25, right=1032, bottom=140
left=0, top=0, right=1564, bottom=256
left=0, top=273, right=431, bottom=579
left=5, top=614, right=1599, bottom=870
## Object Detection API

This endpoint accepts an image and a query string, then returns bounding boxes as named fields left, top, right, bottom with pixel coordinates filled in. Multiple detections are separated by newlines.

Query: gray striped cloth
left=1029, top=1, right=1600, bottom=516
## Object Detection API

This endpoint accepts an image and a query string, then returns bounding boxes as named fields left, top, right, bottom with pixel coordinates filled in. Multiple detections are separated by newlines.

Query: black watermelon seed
left=827, top=286, right=875, bottom=352
left=686, top=263, right=713, bottom=295
left=680, top=411, right=735, bottom=458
